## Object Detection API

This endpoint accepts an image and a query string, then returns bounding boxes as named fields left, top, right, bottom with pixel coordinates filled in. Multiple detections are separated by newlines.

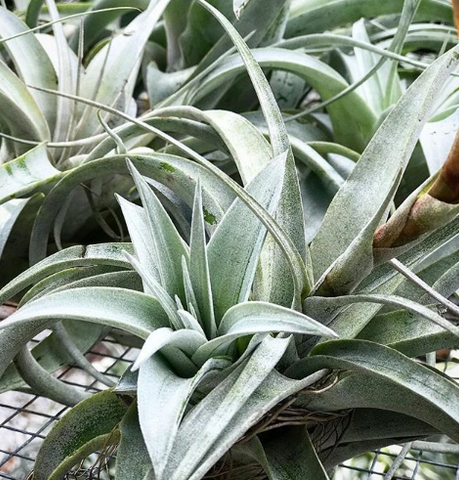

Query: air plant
left=1, top=0, right=459, bottom=479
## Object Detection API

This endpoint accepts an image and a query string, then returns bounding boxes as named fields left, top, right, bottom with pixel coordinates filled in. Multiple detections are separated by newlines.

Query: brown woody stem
left=454, top=0, right=459, bottom=34
left=428, top=128, right=459, bottom=203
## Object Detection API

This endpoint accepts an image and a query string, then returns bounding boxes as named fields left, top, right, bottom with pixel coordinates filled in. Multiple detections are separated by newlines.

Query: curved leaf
left=286, top=0, right=452, bottom=37
left=138, top=355, right=229, bottom=480
left=192, top=301, right=337, bottom=365
left=288, top=340, right=459, bottom=442
left=0, top=243, right=133, bottom=305
left=116, top=402, right=152, bottom=480
left=207, top=153, right=285, bottom=322
left=0, top=286, right=168, bottom=380
left=0, top=7, right=57, bottom=131
left=311, top=46, right=459, bottom=281
left=0, top=143, right=60, bottom=205
left=133, top=327, right=206, bottom=371
left=34, top=389, right=128, bottom=480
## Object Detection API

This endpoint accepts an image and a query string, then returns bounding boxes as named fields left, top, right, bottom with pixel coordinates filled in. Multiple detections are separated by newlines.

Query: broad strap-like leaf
left=315, top=169, right=403, bottom=295
left=14, top=345, right=89, bottom=406
left=0, top=286, right=168, bottom=381
left=34, top=389, right=128, bottom=480
left=192, top=48, right=376, bottom=150
left=122, top=161, right=189, bottom=300
left=164, top=336, right=329, bottom=480
left=76, top=0, right=172, bottom=140
left=159, top=107, right=272, bottom=186
left=126, top=252, right=184, bottom=330
left=116, top=196, right=161, bottom=283
left=116, top=402, right=152, bottom=480
left=0, top=243, right=133, bottom=305
left=304, top=293, right=459, bottom=338
left=311, top=45, right=459, bottom=281
left=133, top=327, right=206, bottom=371
left=0, top=59, right=50, bottom=153
left=322, top=409, right=437, bottom=469
left=285, top=0, right=452, bottom=37
left=0, top=6, right=57, bottom=132
left=45, top=0, right=75, bottom=145
left=0, top=197, right=35, bottom=261
left=163, top=335, right=291, bottom=480
left=261, top=427, right=330, bottom=480
left=207, top=153, right=286, bottom=322
left=189, top=181, right=216, bottom=337
left=0, top=286, right=168, bottom=337
left=29, top=152, right=232, bottom=263
left=198, top=1, right=311, bottom=305
left=219, top=301, right=338, bottom=337
left=192, top=300, right=337, bottom=365
left=0, top=143, right=60, bottom=205
left=288, top=340, right=459, bottom=442
left=0, top=320, right=104, bottom=394
left=138, top=354, right=229, bottom=480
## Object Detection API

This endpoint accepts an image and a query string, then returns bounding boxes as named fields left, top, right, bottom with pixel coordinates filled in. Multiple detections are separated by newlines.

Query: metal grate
left=1, top=339, right=459, bottom=480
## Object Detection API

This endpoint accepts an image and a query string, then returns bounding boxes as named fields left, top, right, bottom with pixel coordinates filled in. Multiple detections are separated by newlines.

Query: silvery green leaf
left=165, top=336, right=328, bottom=480
left=0, top=243, right=132, bottom=305
left=14, top=345, right=89, bottom=406
left=196, top=2, right=311, bottom=305
left=0, top=198, right=33, bottom=261
left=288, top=340, right=459, bottom=442
left=126, top=252, right=184, bottom=330
left=181, top=257, right=203, bottom=326
left=116, top=403, right=152, bottom=480
left=0, top=143, right=60, bottom=205
left=177, top=309, right=206, bottom=336
left=0, top=59, right=50, bottom=154
left=133, top=327, right=206, bottom=371
left=0, top=7, right=57, bottom=132
left=34, top=390, right=127, bottom=480
left=117, top=196, right=161, bottom=284
left=189, top=180, right=216, bottom=338
left=207, top=153, right=285, bottom=322
left=322, top=409, right=437, bottom=469
left=311, top=46, right=459, bottom=281
left=192, top=301, right=337, bottom=365
left=138, top=354, right=228, bottom=480
left=262, top=427, right=330, bottom=480
left=45, top=0, right=74, bottom=145
left=76, top=0, right=173, bottom=140
left=19, top=266, right=132, bottom=305
left=29, top=152, right=232, bottom=263
left=181, top=0, right=287, bottom=71
left=285, top=0, right=451, bottom=37
left=219, top=301, right=337, bottom=336
left=126, top=161, right=189, bottom=300
left=315, top=169, right=402, bottom=295
left=163, top=335, right=291, bottom=479
left=351, top=19, right=401, bottom=115
left=147, top=64, right=194, bottom=107
left=0, top=319, right=104, bottom=394
left=305, top=293, right=459, bottom=338
left=0, top=286, right=168, bottom=380
left=192, top=48, right=376, bottom=150
left=66, top=0, right=150, bottom=50
left=162, top=107, right=272, bottom=186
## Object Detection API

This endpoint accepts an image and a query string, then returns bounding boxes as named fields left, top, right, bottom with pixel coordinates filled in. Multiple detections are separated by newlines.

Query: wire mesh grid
left=1, top=335, right=459, bottom=480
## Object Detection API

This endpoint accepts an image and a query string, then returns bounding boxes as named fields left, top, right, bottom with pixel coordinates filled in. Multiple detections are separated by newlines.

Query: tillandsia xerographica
left=2, top=0, right=459, bottom=479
